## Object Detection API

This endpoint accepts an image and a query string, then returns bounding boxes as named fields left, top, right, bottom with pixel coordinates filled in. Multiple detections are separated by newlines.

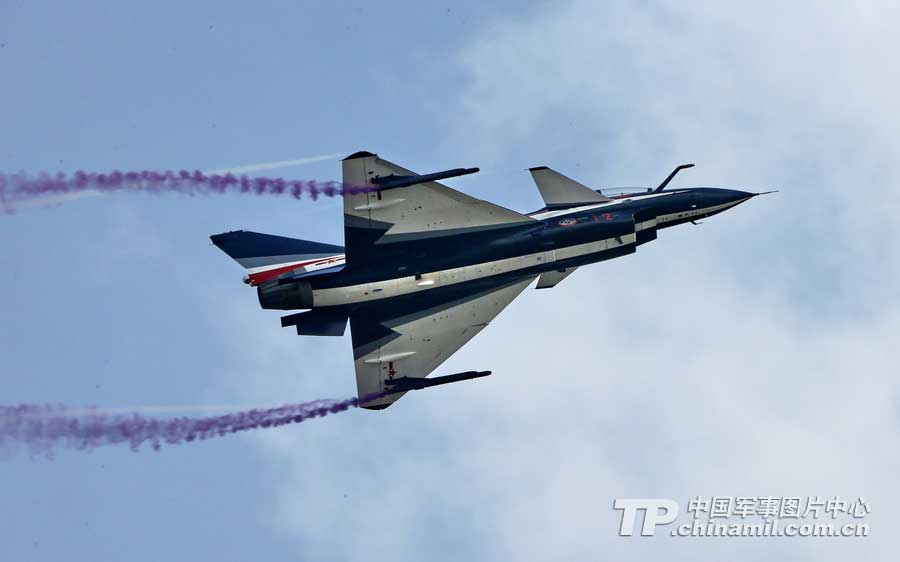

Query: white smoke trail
left=205, top=152, right=346, bottom=175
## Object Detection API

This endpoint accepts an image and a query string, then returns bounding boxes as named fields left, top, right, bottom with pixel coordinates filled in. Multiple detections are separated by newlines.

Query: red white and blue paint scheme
left=212, top=152, right=769, bottom=409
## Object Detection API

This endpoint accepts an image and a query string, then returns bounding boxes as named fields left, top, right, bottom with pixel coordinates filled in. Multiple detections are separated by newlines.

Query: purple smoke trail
left=0, top=170, right=376, bottom=212
left=0, top=393, right=383, bottom=458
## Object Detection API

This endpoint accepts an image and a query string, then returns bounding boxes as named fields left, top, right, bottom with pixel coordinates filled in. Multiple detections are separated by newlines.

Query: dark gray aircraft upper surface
left=212, top=151, right=769, bottom=409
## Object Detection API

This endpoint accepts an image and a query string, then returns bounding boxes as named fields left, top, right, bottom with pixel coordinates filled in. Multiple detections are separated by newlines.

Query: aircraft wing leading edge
left=350, top=276, right=537, bottom=410
left=341, top=152, right=537, bottom=262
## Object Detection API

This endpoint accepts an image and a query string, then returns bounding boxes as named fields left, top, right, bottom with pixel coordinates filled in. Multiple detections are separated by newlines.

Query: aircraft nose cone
left=690, top=188, right=757, bottom=218
left=712, top=188, right=756, bottom=207
left=723, top=188, right=755, bottom=202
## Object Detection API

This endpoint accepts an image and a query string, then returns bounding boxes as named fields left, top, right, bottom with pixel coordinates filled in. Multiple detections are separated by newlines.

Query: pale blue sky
left=2, top=2, right=898, bottom=561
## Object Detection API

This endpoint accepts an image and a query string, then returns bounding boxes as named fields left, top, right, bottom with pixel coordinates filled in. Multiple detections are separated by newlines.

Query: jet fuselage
left=256, top=187, right=756, bottom=311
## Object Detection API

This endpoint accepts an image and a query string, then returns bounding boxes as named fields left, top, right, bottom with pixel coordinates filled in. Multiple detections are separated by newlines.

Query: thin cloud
left=222, top=3, right=899, bottom=561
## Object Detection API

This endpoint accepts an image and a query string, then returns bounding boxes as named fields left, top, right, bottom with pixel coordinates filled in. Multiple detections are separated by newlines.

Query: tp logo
left=614, top=499, right=679, bottom=536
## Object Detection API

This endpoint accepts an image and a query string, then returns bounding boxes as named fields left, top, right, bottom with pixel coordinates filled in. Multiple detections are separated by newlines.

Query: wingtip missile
left=371, top=167, right=480, bottom=190
left=382, top=370, right=492, bottom=394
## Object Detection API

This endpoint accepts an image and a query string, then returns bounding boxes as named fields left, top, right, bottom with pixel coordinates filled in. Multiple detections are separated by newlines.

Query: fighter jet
left=212, top=151, right=768, bottom=409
